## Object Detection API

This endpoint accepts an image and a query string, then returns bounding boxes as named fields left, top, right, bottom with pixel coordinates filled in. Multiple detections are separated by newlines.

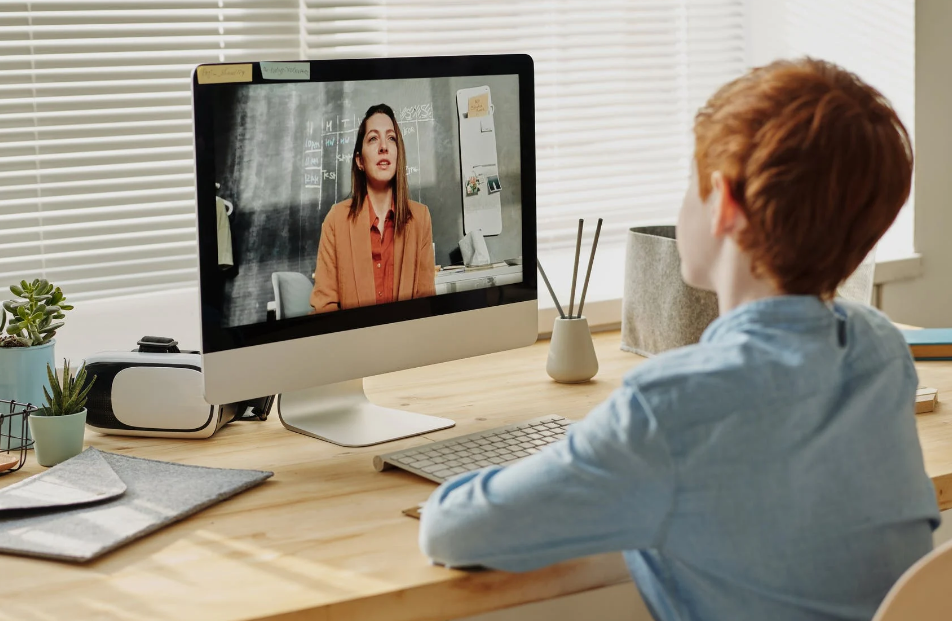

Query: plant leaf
left=40, top=321, right=63, bottom=334
left=0, top=309, right=5, bottom=332
left=9, top=285, right=23, bottom=297
left=74, top=380, right=96, bottom=412
left=59, top=304, right=74, bottom=311
left=47, top=363, right=63, bottom=413
left=16, top=305, right=28, bottom=319
left=19, top=280, right=28, bottom=291
left=74, top=363, right=87, bottom=393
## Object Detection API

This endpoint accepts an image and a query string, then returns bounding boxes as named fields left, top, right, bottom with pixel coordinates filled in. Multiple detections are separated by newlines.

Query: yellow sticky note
left=197, top=64, right=253, bottom=85
left=468, top=93, right=490, bottom=118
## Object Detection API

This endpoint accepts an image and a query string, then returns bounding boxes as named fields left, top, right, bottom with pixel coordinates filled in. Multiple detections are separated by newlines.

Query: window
left=304, top=0, right=748, bottom=304
left=0, top=1, right=299, bottom=301
left=22, top=2, right=909, bottom=306
left=746, top=0, right=916, bottom=262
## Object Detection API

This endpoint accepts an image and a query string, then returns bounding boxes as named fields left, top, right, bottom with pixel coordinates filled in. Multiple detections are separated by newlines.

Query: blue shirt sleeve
left=419, top=383, right=677, bottom=572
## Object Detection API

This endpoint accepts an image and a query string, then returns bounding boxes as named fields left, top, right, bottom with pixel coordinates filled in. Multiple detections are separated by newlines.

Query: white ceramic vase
left=547, top=317, right=599, bottom=383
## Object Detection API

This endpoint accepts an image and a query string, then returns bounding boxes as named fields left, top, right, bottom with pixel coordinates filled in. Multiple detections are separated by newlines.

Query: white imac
left=191, top=55, right=538, bottom=447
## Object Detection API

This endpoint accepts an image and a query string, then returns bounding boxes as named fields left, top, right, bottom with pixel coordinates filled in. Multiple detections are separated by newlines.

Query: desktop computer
left=192, top=54, right=553, bottom=463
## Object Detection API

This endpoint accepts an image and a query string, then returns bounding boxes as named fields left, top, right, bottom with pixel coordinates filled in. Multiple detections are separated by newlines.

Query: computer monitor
left=191, top=55, right=537, bottom=447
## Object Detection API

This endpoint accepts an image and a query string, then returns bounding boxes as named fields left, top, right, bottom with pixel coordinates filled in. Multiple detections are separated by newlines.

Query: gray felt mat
left=0, top=448, right=125, bottom=512
left=0, top=448, right=272, bottom=562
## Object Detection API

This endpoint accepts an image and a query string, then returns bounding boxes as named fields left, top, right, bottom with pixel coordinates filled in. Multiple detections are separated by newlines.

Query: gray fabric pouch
left=0, top=447, right=272, bottom=562
left=621, top=226, right=720, bottom=357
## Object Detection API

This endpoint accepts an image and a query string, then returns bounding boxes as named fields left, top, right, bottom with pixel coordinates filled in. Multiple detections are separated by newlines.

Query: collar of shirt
left=701, top=295, right=838, bottom=343
left=367, top=200, right=395, bottom=230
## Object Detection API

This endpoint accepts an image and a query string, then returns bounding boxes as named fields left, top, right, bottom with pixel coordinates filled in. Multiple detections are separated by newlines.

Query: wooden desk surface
left=1, top=330, right=951, bottom=621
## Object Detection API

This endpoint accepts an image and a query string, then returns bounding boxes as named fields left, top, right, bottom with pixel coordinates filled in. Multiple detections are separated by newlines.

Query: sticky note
left=196, top=64, right=253, bottom=84
left=260, top=62, right=310, bottom=81
left=468, top=93, right=490, bottom=118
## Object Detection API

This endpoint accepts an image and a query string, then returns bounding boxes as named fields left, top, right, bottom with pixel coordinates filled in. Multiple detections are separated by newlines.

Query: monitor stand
left=276, top=379, right=455, bottom=447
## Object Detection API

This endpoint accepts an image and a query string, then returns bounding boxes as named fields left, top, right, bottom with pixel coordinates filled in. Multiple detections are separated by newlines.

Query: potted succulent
left=0, top=280, right=73, bottom=449
left=29, top=360, right=95, bottom=467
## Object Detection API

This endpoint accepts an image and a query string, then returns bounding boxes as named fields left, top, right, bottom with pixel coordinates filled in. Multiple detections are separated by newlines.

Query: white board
left=456, top=86, right=503, bottom=236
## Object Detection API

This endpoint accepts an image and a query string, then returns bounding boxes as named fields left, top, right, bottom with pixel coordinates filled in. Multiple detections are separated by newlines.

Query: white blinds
left=2, top=1, right=747, bottom=302
left=761, top=0, right=916, bottom=261
left=304, top=0, right=747, bottom=252
left=0, top=1, right=299, bottom=300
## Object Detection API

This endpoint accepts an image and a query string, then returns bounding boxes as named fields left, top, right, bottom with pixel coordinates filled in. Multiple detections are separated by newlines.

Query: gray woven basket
left=621, top=226, right=719, bottom=357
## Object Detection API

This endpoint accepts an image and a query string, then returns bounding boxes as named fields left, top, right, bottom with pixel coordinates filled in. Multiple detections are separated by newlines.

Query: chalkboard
left=212, top=74, right=523, bottom=327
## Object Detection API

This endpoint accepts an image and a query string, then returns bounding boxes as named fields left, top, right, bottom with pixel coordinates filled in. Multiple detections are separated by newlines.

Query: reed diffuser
left=537, top=218, right=602, bottom=382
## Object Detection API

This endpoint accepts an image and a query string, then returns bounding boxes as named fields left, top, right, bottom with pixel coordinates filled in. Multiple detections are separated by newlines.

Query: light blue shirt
left=420, top=296, right=940, bottom=621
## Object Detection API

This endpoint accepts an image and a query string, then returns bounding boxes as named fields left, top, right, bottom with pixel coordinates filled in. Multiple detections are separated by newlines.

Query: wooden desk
left=1, top=330, right=950, bottom=621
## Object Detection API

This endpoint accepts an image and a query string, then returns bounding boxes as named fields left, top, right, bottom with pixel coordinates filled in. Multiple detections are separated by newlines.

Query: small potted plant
left=29, top=360, right=95, bottom=467
left=0, top=280, right=73, bottom=449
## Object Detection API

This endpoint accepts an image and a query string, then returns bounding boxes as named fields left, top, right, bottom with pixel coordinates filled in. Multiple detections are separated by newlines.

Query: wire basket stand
left=1, top=399, right=34, bottom=475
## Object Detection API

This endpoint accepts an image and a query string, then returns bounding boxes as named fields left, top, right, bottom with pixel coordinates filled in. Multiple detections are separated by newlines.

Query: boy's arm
left=419, top=384, right=676, bottom=572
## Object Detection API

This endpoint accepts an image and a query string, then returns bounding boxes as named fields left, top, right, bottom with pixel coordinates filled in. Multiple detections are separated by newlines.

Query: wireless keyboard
left=373, top=415, right=573, bottom=483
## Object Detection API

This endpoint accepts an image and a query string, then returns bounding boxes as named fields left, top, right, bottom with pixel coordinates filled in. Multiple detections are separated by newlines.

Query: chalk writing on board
left=400, top=104, right=433, bottom=122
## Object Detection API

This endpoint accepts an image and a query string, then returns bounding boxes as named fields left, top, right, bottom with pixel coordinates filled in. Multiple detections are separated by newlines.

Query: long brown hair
left=350, top=104, right=412, bottom=233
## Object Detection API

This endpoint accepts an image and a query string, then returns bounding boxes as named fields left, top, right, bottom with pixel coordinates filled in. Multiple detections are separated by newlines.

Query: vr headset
left=84, top=336, right=273, bottom=439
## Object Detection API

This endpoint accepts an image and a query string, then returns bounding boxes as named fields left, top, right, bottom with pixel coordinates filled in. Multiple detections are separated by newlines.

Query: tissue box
left=622, top=226, right=719, bottom=356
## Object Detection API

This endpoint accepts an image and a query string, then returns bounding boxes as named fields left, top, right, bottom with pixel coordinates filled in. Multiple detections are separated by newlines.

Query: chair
left=872, top=538, right=952, bottom=621
left=270, top=272, right=314, bottom=320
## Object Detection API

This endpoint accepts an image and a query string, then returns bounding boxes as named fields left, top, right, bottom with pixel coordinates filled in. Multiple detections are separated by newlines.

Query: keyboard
left=372, top=415, right=573, bottom=483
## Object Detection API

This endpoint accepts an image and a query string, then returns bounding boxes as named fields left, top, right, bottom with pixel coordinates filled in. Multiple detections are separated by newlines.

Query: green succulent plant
left=0, top=279, right=73, bottom=348
left=38, top=359, right=96, bottom=417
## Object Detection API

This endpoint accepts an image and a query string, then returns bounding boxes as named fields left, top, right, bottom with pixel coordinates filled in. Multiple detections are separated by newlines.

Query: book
left=901, top=329, right=952, bottom=360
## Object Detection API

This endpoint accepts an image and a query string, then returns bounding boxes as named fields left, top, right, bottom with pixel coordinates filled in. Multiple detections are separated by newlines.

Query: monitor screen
left=193, top=57, right=536, bottom=354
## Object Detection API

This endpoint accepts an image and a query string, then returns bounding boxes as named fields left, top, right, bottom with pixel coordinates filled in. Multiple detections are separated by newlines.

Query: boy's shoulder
left=622, top=300, right=912, bottom=429
left=834, top=299, right=911, bottom=362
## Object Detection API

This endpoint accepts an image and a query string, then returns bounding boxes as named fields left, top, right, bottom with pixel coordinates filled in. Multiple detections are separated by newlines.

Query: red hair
left=693, top=58, right=913, bottom=298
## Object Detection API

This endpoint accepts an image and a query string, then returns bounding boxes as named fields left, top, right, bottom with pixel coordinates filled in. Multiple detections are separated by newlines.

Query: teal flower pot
left=29, top=409, right=86, bottom=467
left=0, top=339, right=54, bottom=450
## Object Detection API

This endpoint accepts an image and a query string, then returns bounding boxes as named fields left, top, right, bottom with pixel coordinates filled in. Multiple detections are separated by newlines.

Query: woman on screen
left=310, top=104, right=437, bottom=313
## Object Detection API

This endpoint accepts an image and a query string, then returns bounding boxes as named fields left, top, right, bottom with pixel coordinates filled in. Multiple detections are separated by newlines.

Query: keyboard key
left=432, top=469, right=455, bottom=479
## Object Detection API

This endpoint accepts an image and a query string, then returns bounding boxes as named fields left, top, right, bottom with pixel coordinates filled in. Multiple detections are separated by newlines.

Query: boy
left=419, top=58, right=940, bottom=621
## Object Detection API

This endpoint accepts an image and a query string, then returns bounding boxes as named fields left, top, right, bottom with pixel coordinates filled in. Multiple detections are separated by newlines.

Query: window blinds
left=764, top=0, right=915, bottom=260
left=303, top=0, right=747, bottom=252
left=2, top=1, right=747, bottom=301
left=0, top=1, right=299, bottom=300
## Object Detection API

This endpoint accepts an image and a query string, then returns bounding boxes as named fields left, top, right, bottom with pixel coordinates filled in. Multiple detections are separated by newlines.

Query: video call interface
left=210, top=73, right=524, bottom=329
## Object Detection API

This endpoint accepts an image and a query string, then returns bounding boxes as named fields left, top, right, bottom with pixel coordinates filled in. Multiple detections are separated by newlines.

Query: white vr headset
left=83, top=337, right=272, bottom=439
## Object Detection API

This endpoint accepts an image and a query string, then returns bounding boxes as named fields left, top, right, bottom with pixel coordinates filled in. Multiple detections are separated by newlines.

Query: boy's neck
left=711, top=245, right=784, bottom=315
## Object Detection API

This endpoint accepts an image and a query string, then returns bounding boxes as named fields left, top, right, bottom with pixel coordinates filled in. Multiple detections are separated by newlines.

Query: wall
left=880, top=0, right=952, bottom=327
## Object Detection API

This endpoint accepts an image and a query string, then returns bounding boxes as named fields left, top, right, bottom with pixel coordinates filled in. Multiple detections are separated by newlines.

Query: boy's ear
left=709, top=171, right=747, bottom=238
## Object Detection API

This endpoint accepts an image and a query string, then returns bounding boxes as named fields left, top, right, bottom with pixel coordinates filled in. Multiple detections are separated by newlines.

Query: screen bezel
left=191, top=55, right=537, bottom=355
